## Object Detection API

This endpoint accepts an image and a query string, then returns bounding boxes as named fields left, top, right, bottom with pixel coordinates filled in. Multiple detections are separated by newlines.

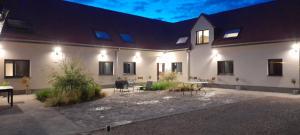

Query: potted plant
left=21, top=76, right=31, bottom=94
left=235, top=77, right=241, bottom=90
left=291, top=78, right=299, bottom=95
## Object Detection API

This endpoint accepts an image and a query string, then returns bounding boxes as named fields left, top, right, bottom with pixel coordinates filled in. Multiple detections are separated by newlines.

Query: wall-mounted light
left=133, top=51, right=142, bottom=63
left=98, top=49, right=108, bottom=61
left=290, top=43, right=300, bottom=58
left=0, top=45, right=5, bottom=58
left=52, top=46, right=63, bottom=62
left=212, top=49, right=221, bottom=60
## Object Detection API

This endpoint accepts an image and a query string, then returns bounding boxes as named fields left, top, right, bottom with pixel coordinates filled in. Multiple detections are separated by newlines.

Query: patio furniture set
left=0, top=86, right=14, bottom=107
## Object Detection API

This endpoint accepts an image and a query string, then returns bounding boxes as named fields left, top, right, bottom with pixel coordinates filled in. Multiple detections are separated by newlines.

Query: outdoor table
left=0, top=86, right=14, bottom=107
left=183, top=81, right=209, bottom=95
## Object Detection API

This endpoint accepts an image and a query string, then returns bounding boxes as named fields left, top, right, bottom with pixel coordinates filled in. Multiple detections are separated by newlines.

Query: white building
left=0, top=0, right=299, bottom=93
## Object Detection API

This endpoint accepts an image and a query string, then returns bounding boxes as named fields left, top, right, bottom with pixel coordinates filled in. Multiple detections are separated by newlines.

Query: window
left=120, top=34, right=134, bottom=43
left=172, top=62, right=183, bottom=73
left=196, top=30, right=209, bottom=44
left=224, top=29, right=240, bottom=38
left=176, top=37, right=188, bottom=44
left=217, top=61, right=234, bottom=75
left=4, top=60, right=30, bottom=78
left=99, top=62, right=113, bottom=75
left=6, top=19, right=33, bottom=33
left=95, top=31, right=111, bottom=40
left=123, top=62, right=136, bottom=75
left=268, top=59, right=283, bottom=76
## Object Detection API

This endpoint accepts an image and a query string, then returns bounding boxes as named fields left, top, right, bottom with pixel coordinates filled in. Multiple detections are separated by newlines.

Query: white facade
left=0, top=41, right=189, bottom=90
left=190, top=15, right=300, bottom=90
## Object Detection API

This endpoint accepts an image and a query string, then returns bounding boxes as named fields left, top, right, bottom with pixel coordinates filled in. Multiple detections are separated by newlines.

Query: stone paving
left=57, top=88, right=266, bottom=133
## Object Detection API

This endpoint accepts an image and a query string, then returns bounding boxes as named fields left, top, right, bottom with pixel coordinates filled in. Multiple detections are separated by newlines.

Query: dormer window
left=224, top=29, right=240, bottom=39
left=196, top=30, right=209, bottom=45
left=120, top=33, right=134, bottom=43
left=176, top=37, right=188, bottom=44
left=95, top=31, right=111, bottom=40
left=6, top=19, right=33, bottom=33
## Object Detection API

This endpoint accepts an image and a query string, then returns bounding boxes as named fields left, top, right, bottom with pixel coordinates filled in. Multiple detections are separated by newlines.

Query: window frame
left=120, top=33, right=134, bottom=44
left=223, top=29, right=241, bottom=39
left=99, top=61, right=114, bottom=76
left=268, top=59, right=283, bottom=77
left=217, top=60, right=234, bottom=76
left=94, top=31, right=112, bottom=41
left=172, top=62, right=183, bottom=73
left=4, top=59, right=30, bottom=79
left=123, top=62, right=136, bottom=75
left=196, top=30, right=210, bottom=45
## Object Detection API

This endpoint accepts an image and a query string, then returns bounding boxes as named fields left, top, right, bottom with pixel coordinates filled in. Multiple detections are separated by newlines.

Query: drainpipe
left=187, top=49, right=191, bottom=81
left=115, top=48, right=120, bottom=80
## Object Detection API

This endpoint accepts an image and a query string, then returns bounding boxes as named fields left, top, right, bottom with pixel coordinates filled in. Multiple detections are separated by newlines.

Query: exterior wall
left=190, top=15, right=300, bottom=90
left=0, top=41, right=188, bottom=91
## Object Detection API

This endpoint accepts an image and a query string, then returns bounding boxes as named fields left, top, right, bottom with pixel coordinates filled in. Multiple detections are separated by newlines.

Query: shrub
left=160, top=72, right=177, bottom=82
left=0, top=81, right=10, bottom=86
left=151, top=81, right=177, bottom=91
left=35, top=88, right=52, bottom=102
left=36, top=60, right=101, bottom=107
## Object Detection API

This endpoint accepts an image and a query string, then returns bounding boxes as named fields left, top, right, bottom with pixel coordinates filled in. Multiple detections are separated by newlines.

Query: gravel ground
left=57, top=89, right=265, bottom=133
left=87, top=96, right=300, bottom=135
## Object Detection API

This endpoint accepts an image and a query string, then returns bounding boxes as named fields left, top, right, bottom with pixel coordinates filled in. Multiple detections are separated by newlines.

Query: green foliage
left=160, top=72, right=177, bottom=82
left=151, top=81, right=177, bottom=91
left=0, top=81, right=10, bottom=86
left=35, top=88, right=52, bottom=102
left=36, top=60, right=101, bottom=107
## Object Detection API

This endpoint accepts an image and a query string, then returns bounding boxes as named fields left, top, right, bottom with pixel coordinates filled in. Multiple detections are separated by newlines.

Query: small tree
left=160, top=72, right=177, bottom=82
left=291, top=78, right=296, bottom=88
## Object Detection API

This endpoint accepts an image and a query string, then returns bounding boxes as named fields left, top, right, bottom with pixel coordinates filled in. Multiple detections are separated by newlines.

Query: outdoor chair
left=114, top=80, right=129, bottom=93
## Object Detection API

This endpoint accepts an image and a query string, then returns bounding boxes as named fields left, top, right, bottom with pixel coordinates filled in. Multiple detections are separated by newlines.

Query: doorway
left=157, top=63, right=165, bottom=81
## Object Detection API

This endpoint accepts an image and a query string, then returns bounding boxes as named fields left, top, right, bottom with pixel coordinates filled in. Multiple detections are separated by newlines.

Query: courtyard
left=1, top=88, right=300, bottom=135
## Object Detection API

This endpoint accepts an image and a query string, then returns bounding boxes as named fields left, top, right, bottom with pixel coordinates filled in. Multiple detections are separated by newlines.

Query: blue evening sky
left=65, top=0, right=271, bottom=23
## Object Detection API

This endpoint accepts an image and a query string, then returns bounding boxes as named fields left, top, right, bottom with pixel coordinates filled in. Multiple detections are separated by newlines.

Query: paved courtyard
left=1, top=88, right=300, bottom=135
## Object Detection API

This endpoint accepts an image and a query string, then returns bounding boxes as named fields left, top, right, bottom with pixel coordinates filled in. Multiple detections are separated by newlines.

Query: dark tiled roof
left=206, top=0, right=300, bottom=46
left=0, top=0, right=191, bottom=50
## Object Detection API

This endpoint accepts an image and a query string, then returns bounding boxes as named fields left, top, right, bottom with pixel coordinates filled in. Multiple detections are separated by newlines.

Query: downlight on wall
left=0, top=45, right=5, bottom=58
left=98, top=49, right=108, bottom=61
left=133, top=51, right=142, bottom=63
left=52, top=46, right=63, bottom=62
left=290, top=43, right=300, bottom=58
left=212, top=49, right=221, bottom=60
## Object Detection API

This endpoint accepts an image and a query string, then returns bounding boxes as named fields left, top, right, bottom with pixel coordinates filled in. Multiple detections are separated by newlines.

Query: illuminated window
left=95, top=31, right=111, bottom=40
left=120, top=34, right=134, bottom=43
left=196, top=30, right=209, bottom=44
left=224, top=29, right=240, bottom=38
left=268, top=59, right=283, bottom=76
left=5, top=60, right=30, bottom=78
left=176, top=37, right=188, bottom=44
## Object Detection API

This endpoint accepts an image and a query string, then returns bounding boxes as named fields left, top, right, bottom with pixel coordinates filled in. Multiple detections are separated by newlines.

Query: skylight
left=120, top=34, right=134, bottom=43
left=95, top=31, right=111, bottom=40
left=176, top=37, right=189, bottom=44
left=224, top=29, right=241, bottom=39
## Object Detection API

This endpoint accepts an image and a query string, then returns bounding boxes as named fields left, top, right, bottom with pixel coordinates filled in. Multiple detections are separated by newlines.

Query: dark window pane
left=95, top=31, right=111, bottom=40
left=120, top=34, right=134, bottom=43
left=218, top=61, right=233, bottom=75
left=4, top=60, right=30, bottom=78
left=172, top=62, right=182, bottom=73
left=99, top=62, right=113, bottom=75
left=268, top=59, right=283, bottom=76
left=123, top=62, right=136, bottom=75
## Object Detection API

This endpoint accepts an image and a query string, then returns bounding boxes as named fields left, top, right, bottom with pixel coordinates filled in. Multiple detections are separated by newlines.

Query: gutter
left=212, top=39, right=298, bottom=48
left=0, top=38, right=188, bottom=52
